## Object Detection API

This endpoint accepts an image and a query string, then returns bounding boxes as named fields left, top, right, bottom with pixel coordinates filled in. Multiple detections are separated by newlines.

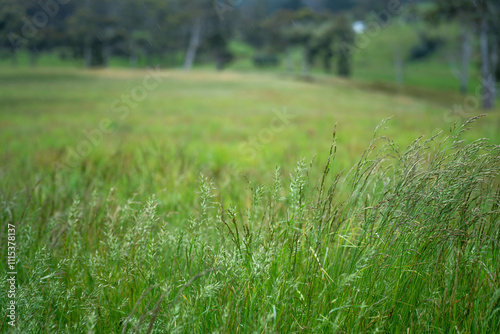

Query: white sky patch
left=352, top=21, right=366, bottom=34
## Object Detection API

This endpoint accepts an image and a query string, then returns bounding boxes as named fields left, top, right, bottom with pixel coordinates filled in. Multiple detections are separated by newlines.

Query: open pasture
left=1, top=68, right=499, bottom=333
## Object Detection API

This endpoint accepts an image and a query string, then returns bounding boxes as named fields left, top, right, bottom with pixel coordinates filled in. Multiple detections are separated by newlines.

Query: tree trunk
left=146, top=49, right=153, bottom=67
left=496, top=38, right=500, bottom=82
left=215, top=53, right=223, bottom=71
left=394, top=46, right=403, bottom=86
left=29, top=49, right=38, bottom=67
left=490, top=29, right=498, bottom=90
left=84, top=0, right=92, bottom=68
left=129, top=39, right=138, bottom=67
left=11, top=51, right=18, bottom=67
left=460, top=23, right=472, bottom=95
left=103, top=41, right=110, bottom=68
left=480, top=16, right=495, bottom=110
left=130, top=53, right=138, bottom=67
left=286, top=48, right=293, bottom=74
left=183, top=16, right=202, bottom=71
left=323, top=49, right=333, bottom=73
left=84, top=40, right=92, bottom=68
left=302, top=48, right=311, bottom=76
left=337, top=48, right=351, bottom=77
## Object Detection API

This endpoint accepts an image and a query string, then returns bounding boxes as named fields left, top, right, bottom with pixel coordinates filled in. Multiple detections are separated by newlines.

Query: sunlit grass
left=0, top=68, right=499, bottom=333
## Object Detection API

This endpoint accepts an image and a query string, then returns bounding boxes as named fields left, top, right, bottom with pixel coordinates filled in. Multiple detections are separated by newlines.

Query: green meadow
left=1, top=62, right=500, bottom=332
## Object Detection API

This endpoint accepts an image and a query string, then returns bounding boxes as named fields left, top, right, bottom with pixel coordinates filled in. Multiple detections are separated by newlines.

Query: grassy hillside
left=1, top=67, right=498, bottom=200
left=1, top=68, right=499, bottom=332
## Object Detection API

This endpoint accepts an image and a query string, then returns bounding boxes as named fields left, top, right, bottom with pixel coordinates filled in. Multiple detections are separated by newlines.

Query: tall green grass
left=1, top=117, right=499, bottom=333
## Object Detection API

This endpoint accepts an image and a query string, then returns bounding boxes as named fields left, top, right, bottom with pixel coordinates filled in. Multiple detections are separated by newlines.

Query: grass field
left=1, top=66, right=500, bottom=333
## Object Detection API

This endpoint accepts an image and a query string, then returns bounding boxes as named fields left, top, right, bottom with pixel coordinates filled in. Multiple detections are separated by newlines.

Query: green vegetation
left=1, top=68, right=499, bottom=332
left=1, top=0, right=499, bottom=332
left=0, top=17, right=485, bottom=98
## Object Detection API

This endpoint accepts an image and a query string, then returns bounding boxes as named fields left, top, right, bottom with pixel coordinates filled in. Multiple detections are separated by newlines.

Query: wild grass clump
left=1, top=117, right=499, bottom=333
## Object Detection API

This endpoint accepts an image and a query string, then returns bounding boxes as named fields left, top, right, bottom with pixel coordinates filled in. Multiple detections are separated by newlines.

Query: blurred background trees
left=424, top=0, right=499, bottom=108
left=0, top=0, right=498, bottom=108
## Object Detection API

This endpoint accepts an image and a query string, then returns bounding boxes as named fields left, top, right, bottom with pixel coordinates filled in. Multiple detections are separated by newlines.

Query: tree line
left=0, top=0, right=498, bottom=108
left=0, top=0, right=424, bottom=70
